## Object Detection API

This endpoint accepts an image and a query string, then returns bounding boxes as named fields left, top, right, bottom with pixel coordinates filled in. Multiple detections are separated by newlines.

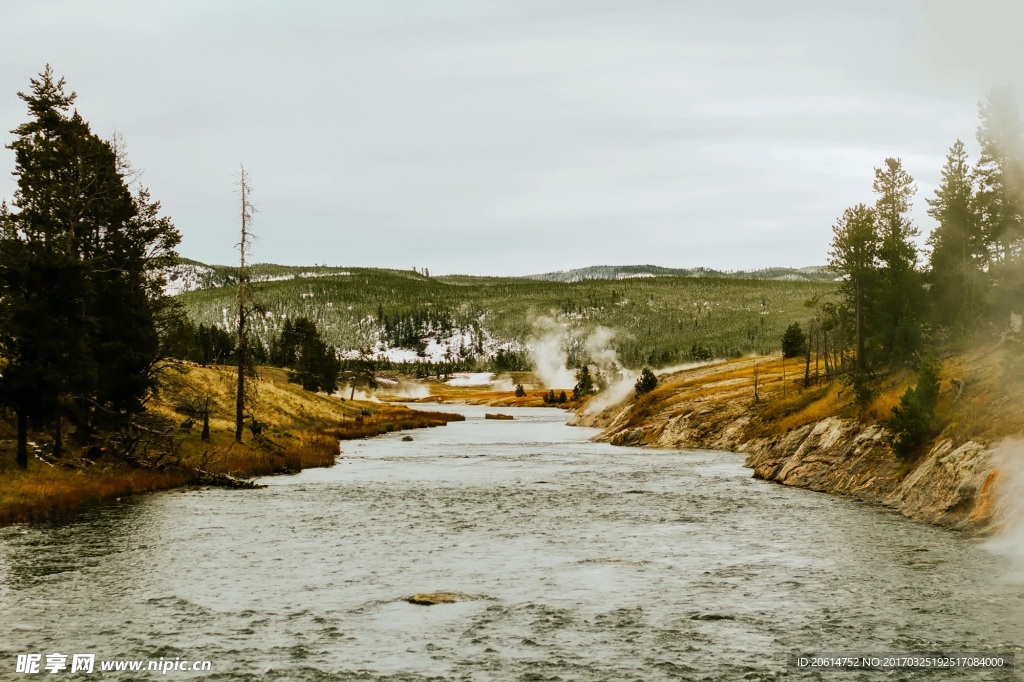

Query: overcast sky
left=1, top=1, right=1021, bottom=275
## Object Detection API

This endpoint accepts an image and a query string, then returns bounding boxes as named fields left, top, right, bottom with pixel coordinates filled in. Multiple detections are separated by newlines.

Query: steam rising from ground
left=340, top=386, right=382, bottom=402
left=387, top=381, right=431, bottom=400
left=530, top=317, right=577, bottom=389
left=528, top=316, right=637, bottom=413
left=988, top=439, right=1024, bottom=582
left=583, top=368, right=638, bottom=415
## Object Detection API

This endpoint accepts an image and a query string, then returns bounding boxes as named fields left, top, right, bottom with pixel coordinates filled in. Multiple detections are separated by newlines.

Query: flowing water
left=0, top=405, right=1021, bottom=681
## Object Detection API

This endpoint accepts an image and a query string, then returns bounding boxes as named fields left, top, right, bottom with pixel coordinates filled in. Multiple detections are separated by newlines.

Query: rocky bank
left=575, top=357, right=1005, bottom=532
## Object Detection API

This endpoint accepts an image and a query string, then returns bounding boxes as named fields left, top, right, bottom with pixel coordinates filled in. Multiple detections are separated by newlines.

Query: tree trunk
left=235, top=165, right=251, bottom=444
left=855, top=279, right=865, bottom=373
left=804, top=325, right=812, bottom=387
left=16, top=409, right=28, bottom=469
left=235, top=306, right=245, bottom=443
left=201, top=396, right=210, bottom=442
left=52, top=409, right=63, bottom=456
left=814, top=326, right=821, bottom=382
left=823, top=330, right=831, bottom=377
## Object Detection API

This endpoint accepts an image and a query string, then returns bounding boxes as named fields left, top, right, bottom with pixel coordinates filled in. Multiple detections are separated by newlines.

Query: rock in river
left=406, top=592, right=478, bottom=605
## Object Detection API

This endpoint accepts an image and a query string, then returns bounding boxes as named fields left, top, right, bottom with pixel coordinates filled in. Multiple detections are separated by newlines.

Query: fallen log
left=193, top=469, right=264, bottom=489
left=485, top=413, right=514, bottom=421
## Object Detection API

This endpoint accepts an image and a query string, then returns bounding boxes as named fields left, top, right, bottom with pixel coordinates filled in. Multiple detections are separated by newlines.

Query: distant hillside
left=171, top=258, right=837, bottom=370
left=163, top=259, right=357, bottom=295
left=526, top=264, right=836, bottom=283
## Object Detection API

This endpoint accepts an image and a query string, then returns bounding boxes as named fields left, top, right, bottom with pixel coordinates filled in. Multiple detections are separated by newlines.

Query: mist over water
left=0, top=406, right=1020, bottom=680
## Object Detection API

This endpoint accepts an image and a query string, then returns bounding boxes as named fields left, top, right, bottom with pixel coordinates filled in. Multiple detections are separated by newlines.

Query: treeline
left=164, top=320, right=266, bottom=366
left=823, top=89, right=1023, bottom=372
left=0, top=68, right=181, bottom=467
left=164, top=315, right=341, bottom=394
left=794, top=89, right=1024, bottom=452
left=270, top=317, right=340, bottom=393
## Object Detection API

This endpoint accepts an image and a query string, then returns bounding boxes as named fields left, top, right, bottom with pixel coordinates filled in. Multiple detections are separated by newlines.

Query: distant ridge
left=525, top=264, right=836, bottom=283
left=164, top=259, right=836, bottom=295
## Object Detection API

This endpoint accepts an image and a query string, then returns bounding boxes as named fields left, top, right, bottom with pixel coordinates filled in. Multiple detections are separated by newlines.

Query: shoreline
left=0, top=363, right=463, bottom=527
left=574, top=353, right=1011, bottom=533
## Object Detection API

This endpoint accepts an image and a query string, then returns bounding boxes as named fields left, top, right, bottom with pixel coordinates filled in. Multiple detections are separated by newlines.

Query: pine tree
left=634, top=367, right=658, bottom=397
left=873, top=157, right=925, bottom=364
left=0, top=67, right=181, bottom=463
left=781, top=322, right=807, bottom=359
left=573, top=366, right=596, bottom=400
left=345, top=347, right=376, bottom=399
left=890, top=356, right=941, bottom=456
left=973, top=89, right=1024, bottom=266
left=828, top=204, right=880, bottom=373
left=973, top=89, right=1024, bottom=323
left=927, top=140, right=984, bottom=335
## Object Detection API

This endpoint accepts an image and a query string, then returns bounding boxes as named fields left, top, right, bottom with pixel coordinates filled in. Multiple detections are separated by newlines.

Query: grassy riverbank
left=0, top=362, right=462, bottom=526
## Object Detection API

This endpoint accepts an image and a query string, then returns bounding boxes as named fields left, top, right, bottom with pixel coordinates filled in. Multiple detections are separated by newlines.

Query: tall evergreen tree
left=927, top=140, right=985, bottom=335
left=872, top=157, right=925, bottom=364
left=828, top=203, right=880, bottom=373
left=973, top=88, right=1024, bottom=266
left=0, top=67, right=180, bottom=465
left=973, top=89, right=1024, bottom=324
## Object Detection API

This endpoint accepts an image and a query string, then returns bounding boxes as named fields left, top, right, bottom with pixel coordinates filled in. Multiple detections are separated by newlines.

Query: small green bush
left=634, top=368, right=658, bottom=397
left=781, top=322, right=807, bottom=359
left=890, top=357, right=940, bottom=456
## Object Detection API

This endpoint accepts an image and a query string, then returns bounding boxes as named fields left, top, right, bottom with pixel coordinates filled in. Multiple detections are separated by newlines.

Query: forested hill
left=172, top=261, right=835, bottom=369
left=525, top=264, right=836, bottom=283
left=164, top=260, right=834, bottom=295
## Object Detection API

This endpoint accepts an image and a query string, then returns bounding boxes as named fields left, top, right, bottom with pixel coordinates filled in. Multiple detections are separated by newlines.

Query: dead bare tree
left=753, top=362, right=760, bottom=403
left=235, top=165, right=255, bottom=442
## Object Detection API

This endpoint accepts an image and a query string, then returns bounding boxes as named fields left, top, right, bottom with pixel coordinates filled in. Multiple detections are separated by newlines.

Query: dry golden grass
left=626, top=345, right=1024, bottom=447
left=0, top=457, right=191, bottom=526
left=0, top=361, right=462, bottom=525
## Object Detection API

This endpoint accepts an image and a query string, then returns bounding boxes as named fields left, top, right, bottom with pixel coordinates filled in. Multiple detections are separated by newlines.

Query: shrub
left=781, top=322, right=807, bottom=359
left=573, top=366, right=596, bottom=400
left=634, top=368, right=658, bottom=397
left=890, top=357, right=940, bottom=456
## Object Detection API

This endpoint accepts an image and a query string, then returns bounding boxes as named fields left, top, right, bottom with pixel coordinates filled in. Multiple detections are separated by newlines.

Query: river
left=0, top=405, right=1021, bottom=680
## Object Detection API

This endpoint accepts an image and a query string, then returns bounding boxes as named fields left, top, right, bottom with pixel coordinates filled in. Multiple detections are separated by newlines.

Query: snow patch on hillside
left=255, top=271, right=350, bottom=283
left=163, top=263, right=219, bottom=296
left=338, top=324, right=525, bottom=365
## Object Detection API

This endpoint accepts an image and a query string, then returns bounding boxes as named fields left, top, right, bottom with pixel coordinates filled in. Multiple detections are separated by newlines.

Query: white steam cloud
left=530, top=316, right=577, bottom=389
left=528, top=316, right=637, bottom=413
left=987, top=438, right=1024, bottom=583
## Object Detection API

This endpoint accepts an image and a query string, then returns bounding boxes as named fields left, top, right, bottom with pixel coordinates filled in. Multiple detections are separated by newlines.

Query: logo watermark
left=15, top=654, right=212, bottom=674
